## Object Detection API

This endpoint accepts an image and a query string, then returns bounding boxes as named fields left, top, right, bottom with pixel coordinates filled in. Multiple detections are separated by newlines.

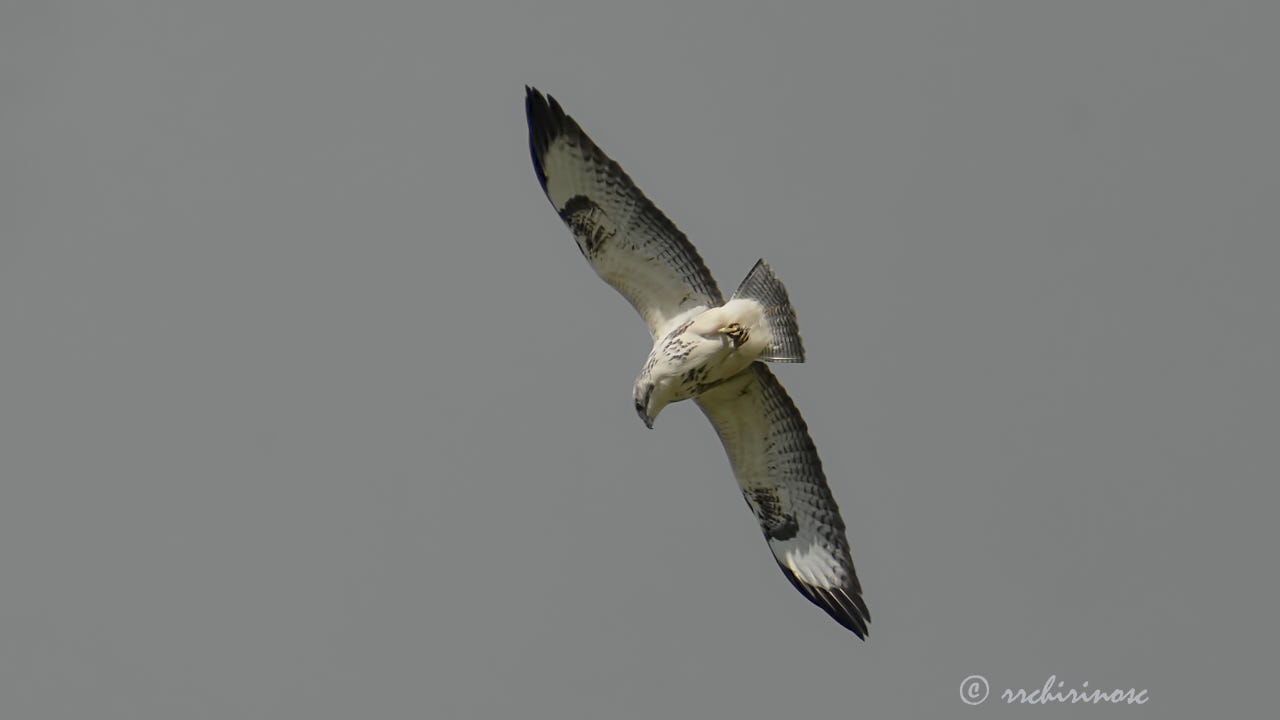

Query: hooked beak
left=635, top=387, right=654, bottom=429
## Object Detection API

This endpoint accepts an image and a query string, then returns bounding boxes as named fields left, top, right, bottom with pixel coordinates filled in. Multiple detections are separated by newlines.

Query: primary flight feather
left=526, top=87, right=869, bottom=637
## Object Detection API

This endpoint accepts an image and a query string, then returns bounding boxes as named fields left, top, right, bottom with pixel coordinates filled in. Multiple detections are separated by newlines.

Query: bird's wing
left=526, top=87, right=723, bottom=339
left=695, top=363, right=869, bottom=637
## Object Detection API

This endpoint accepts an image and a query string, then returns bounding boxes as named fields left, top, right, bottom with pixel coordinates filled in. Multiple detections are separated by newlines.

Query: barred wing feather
left=696, top=364, right=870, bottom=637
left=526, top=87, right=723, bottom=339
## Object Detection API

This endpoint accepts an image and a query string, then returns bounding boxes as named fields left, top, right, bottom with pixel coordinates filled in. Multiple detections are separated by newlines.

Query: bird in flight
left=525, top=87, right=869, bottom=637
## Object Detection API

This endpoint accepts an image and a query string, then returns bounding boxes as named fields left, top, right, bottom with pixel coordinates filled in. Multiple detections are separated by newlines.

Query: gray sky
left=2, top=1, right=1277, bottom=718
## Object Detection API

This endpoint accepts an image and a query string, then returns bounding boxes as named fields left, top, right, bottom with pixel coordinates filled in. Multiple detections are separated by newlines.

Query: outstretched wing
left=696, top=364, right=870, bottom=637
left=526, top=87, right=723, bottom=339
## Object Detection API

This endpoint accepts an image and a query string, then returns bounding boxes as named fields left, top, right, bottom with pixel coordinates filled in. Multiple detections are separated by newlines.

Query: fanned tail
left=731, top=259, right=805, bottom=363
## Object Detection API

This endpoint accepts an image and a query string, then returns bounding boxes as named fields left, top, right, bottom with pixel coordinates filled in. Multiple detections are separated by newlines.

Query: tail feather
left=731, top=259, right=805, bottom=363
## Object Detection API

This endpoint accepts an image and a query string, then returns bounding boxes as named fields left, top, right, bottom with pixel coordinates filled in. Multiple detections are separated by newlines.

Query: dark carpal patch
left=525, top=87, right=725, bottom=322
left=746, top=488, right=799, bottom=541
left=767, top=515, right=799, bottom=541
left=559, top=195, right=617, bottom=258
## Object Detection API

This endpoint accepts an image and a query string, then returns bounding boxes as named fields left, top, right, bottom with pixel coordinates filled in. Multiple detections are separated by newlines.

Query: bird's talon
left=720, top=322, right=748, bottom=348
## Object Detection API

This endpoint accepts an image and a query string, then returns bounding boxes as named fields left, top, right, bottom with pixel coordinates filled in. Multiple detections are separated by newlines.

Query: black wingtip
left=525, top=87, right=550, bottom=188
left=525, top=86, right=574, bottom=191
left=778, top=561, right=871, bottom=639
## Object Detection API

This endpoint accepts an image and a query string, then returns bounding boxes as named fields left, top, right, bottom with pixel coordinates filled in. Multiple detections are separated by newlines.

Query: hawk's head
left=634, top=384, right=654, bottom=429
left=633, top=380, right=663, bottom=429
